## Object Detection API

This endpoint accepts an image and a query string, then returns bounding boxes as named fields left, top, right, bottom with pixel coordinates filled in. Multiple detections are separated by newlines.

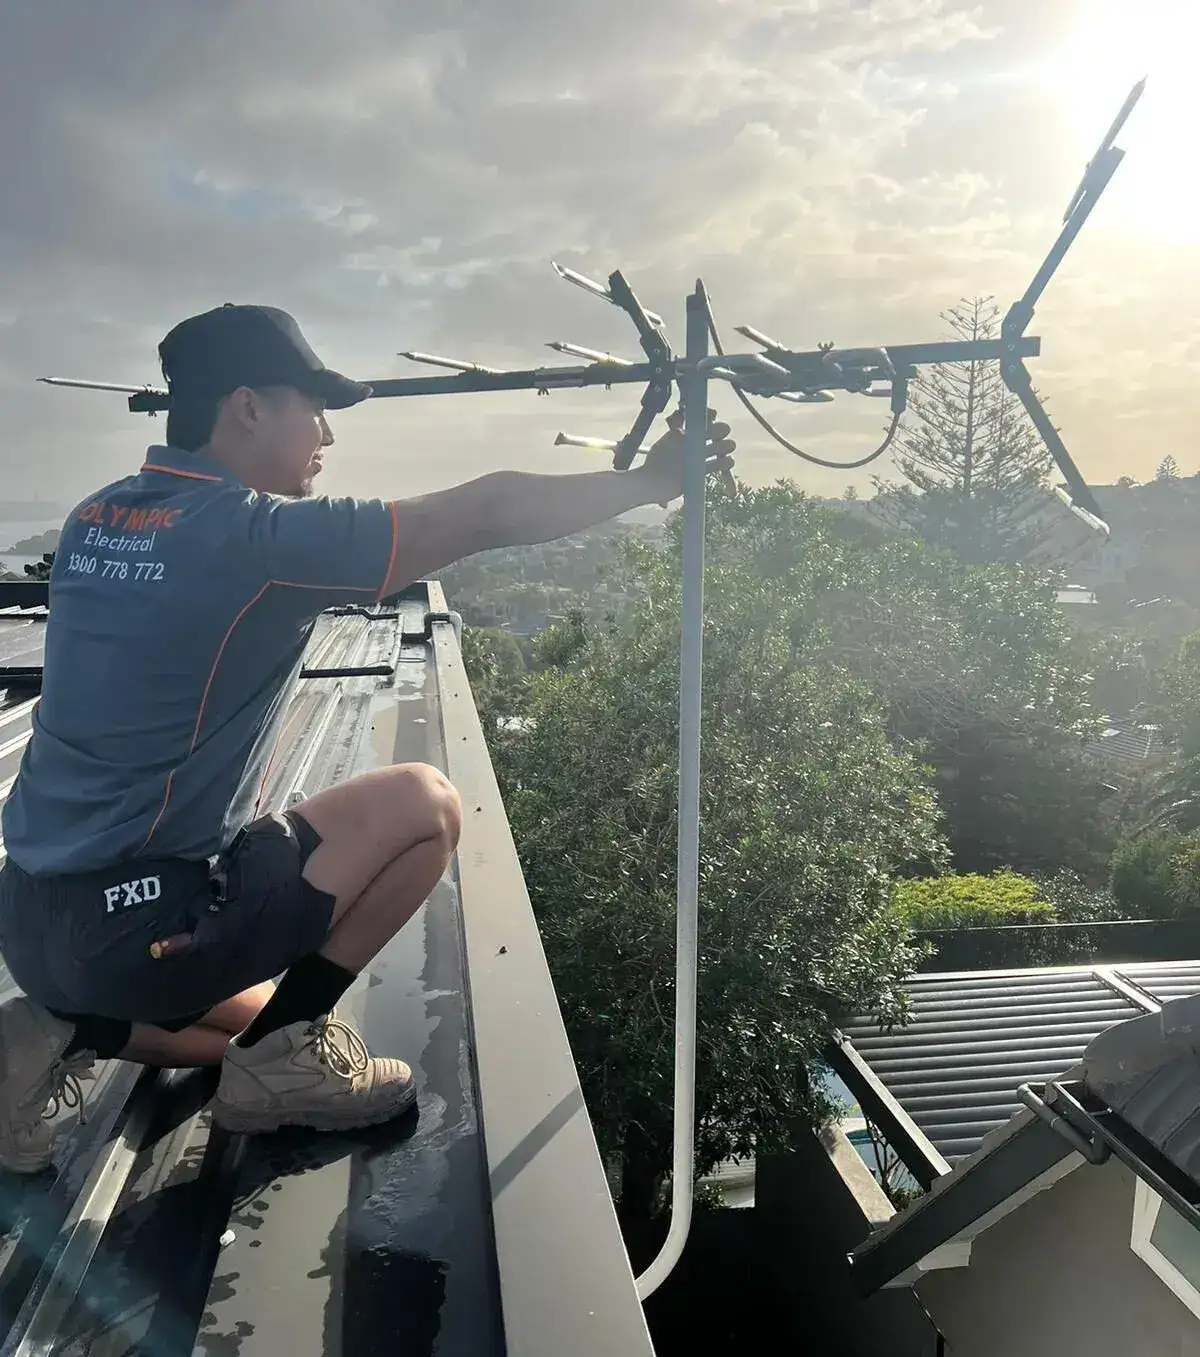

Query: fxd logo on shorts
left=103, top=876, right=162, bottom=913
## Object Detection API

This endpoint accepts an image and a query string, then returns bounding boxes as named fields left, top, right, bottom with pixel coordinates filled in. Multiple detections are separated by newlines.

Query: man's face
left=246, top=387, right=333, bottom=498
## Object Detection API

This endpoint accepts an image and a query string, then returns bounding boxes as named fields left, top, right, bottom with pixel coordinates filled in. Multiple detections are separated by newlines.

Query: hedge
left=892, top=869, right=1057, bottom=932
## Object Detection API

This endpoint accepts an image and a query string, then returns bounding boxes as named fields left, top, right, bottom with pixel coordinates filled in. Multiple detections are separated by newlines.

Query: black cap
left=158, top=304, right=373, bottom=410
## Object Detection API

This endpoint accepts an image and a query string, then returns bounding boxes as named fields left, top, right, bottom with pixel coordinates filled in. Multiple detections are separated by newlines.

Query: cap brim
left=311, top=369, right=373, bottom=410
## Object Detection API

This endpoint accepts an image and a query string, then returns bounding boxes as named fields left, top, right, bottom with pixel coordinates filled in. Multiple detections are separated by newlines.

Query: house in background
left=801, top=961, right=1200, bottom=1356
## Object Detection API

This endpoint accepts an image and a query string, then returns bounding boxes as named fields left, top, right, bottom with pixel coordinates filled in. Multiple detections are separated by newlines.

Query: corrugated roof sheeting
left=840, top=966, right=1185, bottom=1162
left=0, top=609, right=47, bottom=673
left=1119, top=960, right=1200, bottom=1005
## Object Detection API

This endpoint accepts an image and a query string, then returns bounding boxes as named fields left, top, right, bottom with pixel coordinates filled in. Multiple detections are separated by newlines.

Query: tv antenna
left=36, top=78, right=1145, bottom=1300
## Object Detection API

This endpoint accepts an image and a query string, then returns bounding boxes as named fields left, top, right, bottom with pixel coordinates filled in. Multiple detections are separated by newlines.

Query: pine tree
left=870, top=297, right=1055, bottom=564
left=1156, top=455, right=1180, bottom=482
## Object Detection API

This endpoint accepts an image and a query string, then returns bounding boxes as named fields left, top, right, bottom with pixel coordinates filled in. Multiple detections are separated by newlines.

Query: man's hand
left=636, top=407, right=736, bottom=507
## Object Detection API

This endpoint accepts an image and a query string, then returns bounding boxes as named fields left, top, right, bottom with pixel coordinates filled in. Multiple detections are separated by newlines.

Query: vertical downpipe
left=636, top=282, right=709, bottom=1300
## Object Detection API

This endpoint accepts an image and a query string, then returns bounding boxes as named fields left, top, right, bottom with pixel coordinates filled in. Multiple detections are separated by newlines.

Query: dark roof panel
left=847, top=965, right=1200, bottom=1296
left=841, top=966, right=1165, bottom=1162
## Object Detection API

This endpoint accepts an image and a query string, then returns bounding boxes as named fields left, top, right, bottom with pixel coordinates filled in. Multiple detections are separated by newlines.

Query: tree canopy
left=490, top=551, right=944, bottom=1226
left=470, top=477, right=1106, bottom=1230
left=869, top=297, right=1055, bottom=564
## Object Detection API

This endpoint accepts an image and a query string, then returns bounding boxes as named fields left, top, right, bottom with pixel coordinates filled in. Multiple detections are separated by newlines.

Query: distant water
left=0, top=519, right=61, bottom=578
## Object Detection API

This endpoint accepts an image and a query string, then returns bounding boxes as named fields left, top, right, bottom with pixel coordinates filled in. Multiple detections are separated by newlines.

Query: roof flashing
left=848, top=1107, right=1080, bottom=1294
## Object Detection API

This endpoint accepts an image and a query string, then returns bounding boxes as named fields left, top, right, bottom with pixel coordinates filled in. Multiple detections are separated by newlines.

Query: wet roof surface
left=0, top=597, right=505, bottom=1356
left=0, top=580, right=656, bottom=1357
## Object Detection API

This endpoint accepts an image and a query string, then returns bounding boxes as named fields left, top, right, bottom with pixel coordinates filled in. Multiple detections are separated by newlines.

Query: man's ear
left=225, top=387, right=263, bottom=430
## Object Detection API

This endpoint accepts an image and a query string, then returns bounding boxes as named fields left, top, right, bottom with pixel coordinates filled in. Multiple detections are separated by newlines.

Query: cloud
left=0, top=0, right=1191, bottom=512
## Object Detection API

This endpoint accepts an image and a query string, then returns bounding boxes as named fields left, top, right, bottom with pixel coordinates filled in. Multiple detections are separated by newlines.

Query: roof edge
left=912, top=958, right=1200, bottom=986
left=848, top=1110, right=1078, bottom=1295
left=427, top=582, right=655, bottom=1356
left=827, top=1036, right=952, bottom=1189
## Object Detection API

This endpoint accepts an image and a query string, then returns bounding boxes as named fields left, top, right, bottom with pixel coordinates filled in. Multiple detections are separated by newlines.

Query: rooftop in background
left=831, top=960, right=1200, bottom=1173
left=1085, top=720, right=1166, bottom=762
left=838, top=960, right=1200, bottom=1319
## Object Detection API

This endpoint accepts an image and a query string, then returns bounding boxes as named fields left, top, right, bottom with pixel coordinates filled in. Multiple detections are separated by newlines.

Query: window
left=1132, top=1177, right=1200, bottom=1318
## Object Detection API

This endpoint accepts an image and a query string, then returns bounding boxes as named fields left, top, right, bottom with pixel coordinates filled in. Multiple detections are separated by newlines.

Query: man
left=0, top=303, right=735, bottom=1172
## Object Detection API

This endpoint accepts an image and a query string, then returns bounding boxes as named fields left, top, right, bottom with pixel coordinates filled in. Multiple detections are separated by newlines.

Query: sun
left=1040, top=0, right=1200, bottom=245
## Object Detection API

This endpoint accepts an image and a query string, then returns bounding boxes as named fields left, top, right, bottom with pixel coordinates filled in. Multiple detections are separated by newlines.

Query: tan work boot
left=210, top=1012, right=416, bottom=1134
left=0, top=997, right=96, bottom=1174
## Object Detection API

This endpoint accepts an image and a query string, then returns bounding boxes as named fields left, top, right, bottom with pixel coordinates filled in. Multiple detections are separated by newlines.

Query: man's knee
left=391, top=763, right=462, bottom=849
left=297, top=761, right=461, bottom=871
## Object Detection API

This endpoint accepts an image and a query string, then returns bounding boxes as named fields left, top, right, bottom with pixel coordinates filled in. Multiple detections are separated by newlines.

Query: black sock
left=239, top=954, right=357, bottom=1047
left=60, top=1015, right=132, bottom=1061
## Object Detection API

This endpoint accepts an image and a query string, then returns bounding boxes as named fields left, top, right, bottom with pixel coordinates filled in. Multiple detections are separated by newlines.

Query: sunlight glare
left=1042, top=0, right=1200, bottom=244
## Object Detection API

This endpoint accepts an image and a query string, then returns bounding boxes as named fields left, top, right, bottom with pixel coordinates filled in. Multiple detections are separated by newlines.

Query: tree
left=870, top=297, right=1055, bottom=564
left=460, top=625, right=528, bottom=730
left=492, top=557, right=944, bottom=1244
left=1156, top=455, right=1180, bottom=483
left=1130, top=630, right=1200, bottom=834
left=24, top=553, right=53, bottom=582
left=696, top=480, right=1109, bottom=877
left=489, top=479, right=1107, bottom=1244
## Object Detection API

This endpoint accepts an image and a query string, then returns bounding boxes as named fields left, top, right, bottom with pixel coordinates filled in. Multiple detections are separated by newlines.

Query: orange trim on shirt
left=378, top=500, right=400, bottom=601
left=140, top=463, right=224, bottom=483
left=138, top=575, right=384, bottom=853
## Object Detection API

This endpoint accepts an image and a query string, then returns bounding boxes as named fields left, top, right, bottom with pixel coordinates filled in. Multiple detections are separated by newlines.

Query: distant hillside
left=440, top=520, right=664, bottom=635
left=2, top=528, right=60, bottom=555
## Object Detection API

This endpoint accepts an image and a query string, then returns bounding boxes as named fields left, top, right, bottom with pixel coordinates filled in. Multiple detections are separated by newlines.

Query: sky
left=1, top=0, right=1196, bottom=510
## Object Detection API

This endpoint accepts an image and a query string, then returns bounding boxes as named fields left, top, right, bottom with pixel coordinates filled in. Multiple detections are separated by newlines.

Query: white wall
left=918, top=1156, right=1200, bottom=1356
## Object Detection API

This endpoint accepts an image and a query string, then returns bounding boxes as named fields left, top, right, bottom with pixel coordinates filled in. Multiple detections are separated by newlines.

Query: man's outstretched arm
left=382, top=413, right=734, bottom=596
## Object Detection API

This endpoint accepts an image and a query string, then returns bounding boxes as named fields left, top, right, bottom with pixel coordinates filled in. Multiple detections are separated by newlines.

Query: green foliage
left=478, top=478, right=1111, bottom=1226
left=441, top=522, right=653, bottom=633
left=894, top=868, right=1124, bottom=971
left=493, top=552, right=946, bottom=1218
left=1109, top=829, right=1196, bottom=918
left=460, top=625, right=528, bottom=730
left=1168, top=838, right=1200, bottom=913
left=1034, top=868, right=1123, bottom=924
left=867, top=297, right=1055, bottom=565
left=670, top=479, right=1108, bottom=878
left=892, top=870, right=1057, bottom=931
left=528, top=605, right=597, bottom=672
left=691, top=1181, right=728, bottom=1214
left=1157, top=455, right=1181, bottom=483
left=1135, top=631, right=1200, bottom=835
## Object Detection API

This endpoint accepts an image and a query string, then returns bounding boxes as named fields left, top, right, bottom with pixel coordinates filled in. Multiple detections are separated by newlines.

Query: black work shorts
left=0, top=810, right=336, bottom=1028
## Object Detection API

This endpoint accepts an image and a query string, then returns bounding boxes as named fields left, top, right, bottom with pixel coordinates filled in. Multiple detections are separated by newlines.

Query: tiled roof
left=1084, top=723, right=1165, bottom=762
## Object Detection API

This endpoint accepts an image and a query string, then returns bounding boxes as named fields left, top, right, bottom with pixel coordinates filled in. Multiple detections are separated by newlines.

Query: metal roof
left=0, top=585, right=654, bottom=1357
left=0, top=604, right=47, bottom=683
left=1116, top=959, right=1200, bottom=1003
left=1084, top=722, right=1165, bottom=762
left=836, top=963, right=1194, bottom=1165
left=841, top=966, right=1200, bottom=1295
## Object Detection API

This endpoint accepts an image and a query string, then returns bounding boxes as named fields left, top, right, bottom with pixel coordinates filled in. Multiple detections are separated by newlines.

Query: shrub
left=892, top=870, right=1057, bottom=931
left=1169, top=838, right=1200, bottom=913
left=1109, top=830, right=1192, bottom=919
left=1034, top=868, right=1125, bottom=924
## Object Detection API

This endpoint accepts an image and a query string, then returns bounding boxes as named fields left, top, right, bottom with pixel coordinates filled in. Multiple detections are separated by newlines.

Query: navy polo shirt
left=2, top=446, right=399, bottom=875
